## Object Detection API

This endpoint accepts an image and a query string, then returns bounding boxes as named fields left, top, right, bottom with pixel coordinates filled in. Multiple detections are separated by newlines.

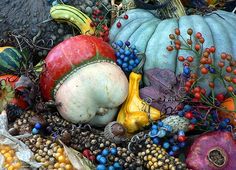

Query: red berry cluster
left=82, top=149, right=95, bottom=162
left=116, top=14, right=129, bottom=28
left=90, top=9, right=110, bottom=42
left=184, top=74, right=206, bottom=101
left=167, top=27, right=236, bottom=104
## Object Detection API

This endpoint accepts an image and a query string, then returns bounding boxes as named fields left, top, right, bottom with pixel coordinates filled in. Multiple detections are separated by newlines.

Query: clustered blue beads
left=112, top=40, right=141, bottom=72
left=149, top=120, right=188, bottom=157
left=32, top=122, right=42, bottom=135
left=96, top=147, right=122, bottom=170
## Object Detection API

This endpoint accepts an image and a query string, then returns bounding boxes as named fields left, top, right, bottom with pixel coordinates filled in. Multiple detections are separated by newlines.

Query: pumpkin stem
left=155, top=0, right=186, bottom=19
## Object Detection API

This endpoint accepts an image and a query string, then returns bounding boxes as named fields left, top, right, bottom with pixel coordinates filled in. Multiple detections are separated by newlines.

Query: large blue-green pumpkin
left=0, top=47, right=27, bottom=74
left=109, top=9, right=236, bottom=94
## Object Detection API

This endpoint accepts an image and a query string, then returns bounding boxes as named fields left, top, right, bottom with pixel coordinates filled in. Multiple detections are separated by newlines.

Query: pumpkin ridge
left=211, top=15, right=234, bottom=58
left=114, top=18, right=150, bottom=42
left=131, top=19, right=161, bottom=54
left=126, top=19, right=150, bottom=43
left=144, top=20, right=163, bottom=72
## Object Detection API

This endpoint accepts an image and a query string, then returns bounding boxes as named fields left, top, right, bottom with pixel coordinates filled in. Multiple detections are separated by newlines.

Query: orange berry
left=221, top=53, right=227, bottom=60
left=227, top=86, right=234, bottom=92
left=184, top=86, right=190, bottom=92
left=199, top=37, right=205, bottom=44
left=174, top=40, right=181, bottom=45
left=187, top=39, right=192, bottom=45
left=185, top=81, right=192, bottom=87
left=218, top=61, right=225, bottom=68
left=195, top=44, right=201, bottom=51
left=232, top=78, right=236, bottom=84
left=167, top=46, right=174, bottom=51
left=201, top=67, right=208, bottom=74
left=194, top=87, right=201, bottom=93
left=209, top=82, right=215, bottom=88
left=200, top=58, right=207, bottom=64
left=203, top=51, right=209, bottom=58
left=187, top=56, right=194, bottom=62
left=209, top=46, right=216, bottom=53
left=175, top=28, right=180, bottom=35
left=229, top=61, right=236, bottom=67
left=169, top=34, right=175, bottom=40
left=195, top=32, right=202, bottom=39
left=227, top=54, right=232, bottom=61
left=175, top=44, right=181, bottom=50
left=226, top=66, right=232, bottom=73
left=194, top=92, right=201, bottom=99
left=190, top=73, right=198, bottom=79
left=187, top=28, right=193, bottom=35
left=205, top=48, right=210, bottom=53
left=233, top=69, right=236, bottom=75
left=178, top=56, right=185, bottom=61
left=201, top=88, right=206, bottom=95
left=206, top=58, right=213, bottom=64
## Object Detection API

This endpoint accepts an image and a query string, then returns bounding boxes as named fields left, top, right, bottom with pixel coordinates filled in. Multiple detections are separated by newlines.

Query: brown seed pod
left=104, top=121, right=127, bottom=144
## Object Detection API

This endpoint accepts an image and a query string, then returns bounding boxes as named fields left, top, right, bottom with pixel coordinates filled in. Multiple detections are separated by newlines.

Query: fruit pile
left=112, top=40, right=141, bottom=72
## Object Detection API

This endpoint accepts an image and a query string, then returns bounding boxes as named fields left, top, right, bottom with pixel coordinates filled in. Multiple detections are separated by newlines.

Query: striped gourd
left=0, top=47, right=27, bottom=74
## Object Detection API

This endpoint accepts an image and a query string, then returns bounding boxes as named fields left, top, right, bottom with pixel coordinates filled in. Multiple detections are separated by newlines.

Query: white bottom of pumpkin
left=54, top=62, right=128, bottom=126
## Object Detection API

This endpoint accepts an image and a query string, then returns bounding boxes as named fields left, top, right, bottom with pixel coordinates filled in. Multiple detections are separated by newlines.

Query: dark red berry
left=117, top=21, right=122, bottom=28
left=185, top=112, right=193, bottom=119
left=178, top=135, right=186, bottom=142
left=124, top=14, right=129, bottom=20
left=216, top=93, right=225, bottom=102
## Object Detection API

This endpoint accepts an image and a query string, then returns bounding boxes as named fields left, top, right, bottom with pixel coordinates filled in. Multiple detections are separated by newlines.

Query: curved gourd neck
left=155, top=0, right=186, bottom=19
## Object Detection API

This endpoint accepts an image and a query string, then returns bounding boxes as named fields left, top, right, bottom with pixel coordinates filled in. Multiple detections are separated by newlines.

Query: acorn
left=104, top=121, right=127, bottom=144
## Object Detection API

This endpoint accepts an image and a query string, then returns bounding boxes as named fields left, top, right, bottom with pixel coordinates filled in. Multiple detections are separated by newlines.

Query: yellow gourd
left=117, top=72, right=163, bottom=133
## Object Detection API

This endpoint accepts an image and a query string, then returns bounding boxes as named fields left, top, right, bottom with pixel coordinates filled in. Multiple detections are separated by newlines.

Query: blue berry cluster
left=177, top=105, right=197, bottom=128
left=178, top=105, right=232, bottom=132
left=96, top=148, right=122, bottom=170
left=32, top=122, right=42, bottom=135
left=149, top=121, right=187, bottom=156
left=112, top=40, right=141, bottom=72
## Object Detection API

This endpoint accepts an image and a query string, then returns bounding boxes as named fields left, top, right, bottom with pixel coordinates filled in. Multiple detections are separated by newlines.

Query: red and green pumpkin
left=40, top=35, right=128, bottom=126
left=109, top=9, right=236, bottom=94
left=0, top=47, right=27, bottom=74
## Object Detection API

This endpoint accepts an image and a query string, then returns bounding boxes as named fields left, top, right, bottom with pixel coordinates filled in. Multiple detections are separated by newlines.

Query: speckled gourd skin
left=55, top=62, right=128, bottom=126
left=109, top=9, right=236, bottom=94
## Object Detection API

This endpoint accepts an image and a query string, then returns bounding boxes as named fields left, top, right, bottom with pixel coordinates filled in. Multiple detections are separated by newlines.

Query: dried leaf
left=141, top=68, right=187, bottom=110
left=59, top=140, right=96, bottom=170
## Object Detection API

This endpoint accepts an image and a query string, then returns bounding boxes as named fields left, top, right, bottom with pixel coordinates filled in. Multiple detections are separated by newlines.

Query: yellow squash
left=117, top=72, right=163, bottom=133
